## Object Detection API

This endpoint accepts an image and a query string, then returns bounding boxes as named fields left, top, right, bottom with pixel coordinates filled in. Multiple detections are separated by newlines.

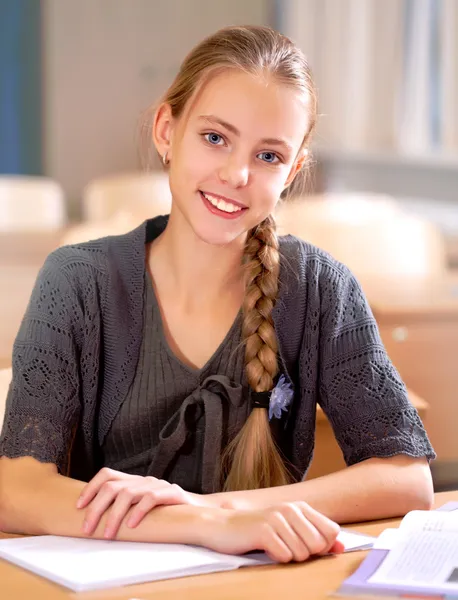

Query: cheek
left=176, top=137, right=219, bottom=181
left=255, top=168, right=288, bottom=201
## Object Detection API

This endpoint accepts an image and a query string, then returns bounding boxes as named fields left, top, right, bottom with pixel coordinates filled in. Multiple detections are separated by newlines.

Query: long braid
left=221, top=215, right=291, bottom=491
left=243, top=216, right=280, bottom=392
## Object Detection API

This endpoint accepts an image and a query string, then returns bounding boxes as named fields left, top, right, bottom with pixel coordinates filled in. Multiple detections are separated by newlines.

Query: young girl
left=0, top=25, right=435, bottom=564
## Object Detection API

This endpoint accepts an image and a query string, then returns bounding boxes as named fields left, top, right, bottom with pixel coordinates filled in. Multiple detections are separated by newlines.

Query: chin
left=192, top=221, right=245, bottom=247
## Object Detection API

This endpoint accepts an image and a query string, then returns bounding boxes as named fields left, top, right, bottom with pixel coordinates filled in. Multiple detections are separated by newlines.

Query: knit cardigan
left=0, top=216, right=435, bottom=482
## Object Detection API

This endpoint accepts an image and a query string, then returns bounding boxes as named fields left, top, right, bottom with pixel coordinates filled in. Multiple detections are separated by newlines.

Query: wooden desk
left=0, top=491, right=456, bottom=600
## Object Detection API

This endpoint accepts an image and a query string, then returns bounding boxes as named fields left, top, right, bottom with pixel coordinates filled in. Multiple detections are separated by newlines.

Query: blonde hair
left=140, top=26, right=317, bottom=491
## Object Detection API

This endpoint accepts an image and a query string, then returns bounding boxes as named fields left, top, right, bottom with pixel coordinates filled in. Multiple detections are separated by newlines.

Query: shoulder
left=276, top=234, right=371, bottom=335
left=39, top=221, right=148, bottom=290
left=278, top=234, right=356, bottom=293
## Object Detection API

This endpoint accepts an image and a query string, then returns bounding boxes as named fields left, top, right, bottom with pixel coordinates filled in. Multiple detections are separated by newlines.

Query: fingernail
left=82, top=520, right=90, bottom=534
left=76, top=497, right=83, bottom=509
left=103, top=529, right=112, bottom=539
left=126, top=518, right=134, bottom=528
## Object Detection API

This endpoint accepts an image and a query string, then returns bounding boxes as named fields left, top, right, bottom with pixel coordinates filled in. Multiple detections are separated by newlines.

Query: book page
left=0, top=536, right=244, bottom=591
left=399, top=509, right=458, bottom=534
left=368, top=530, right=458, bottom=592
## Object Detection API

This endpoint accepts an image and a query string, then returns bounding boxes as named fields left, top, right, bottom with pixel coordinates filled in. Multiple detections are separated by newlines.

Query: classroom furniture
left=0, top=176, right=66, bottom=232
left=0, top=490, right=455, bottom=600
left=82, top=171, right=172, bottom=222
left=307, top=389, right=429, bottom=480
left=275, top=194, right=447, bottom=278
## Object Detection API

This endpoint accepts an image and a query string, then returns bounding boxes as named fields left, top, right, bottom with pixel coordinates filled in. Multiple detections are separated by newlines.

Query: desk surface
left=0, top=491, right=456, bottom=600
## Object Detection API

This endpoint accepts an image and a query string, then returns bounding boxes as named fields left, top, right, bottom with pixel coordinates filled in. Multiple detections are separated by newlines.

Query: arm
left=0, top=456, right=215, bottom=545
left=0, top=456, right=344, bottom=562
left=211, top=455, right=433, bottom=522
left=0, top=255, right=217, bottom=545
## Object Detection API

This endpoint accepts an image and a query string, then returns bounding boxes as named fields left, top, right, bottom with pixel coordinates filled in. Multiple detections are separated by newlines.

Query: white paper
left=337, top=529, right=375, bottom=552
left=368, top=530, right=458, bottom=591
left=0, top=536, right=265, bottom=592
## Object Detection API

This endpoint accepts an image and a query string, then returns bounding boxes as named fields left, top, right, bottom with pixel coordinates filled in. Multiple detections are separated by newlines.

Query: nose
left=218, top=153, right=250, bottom=188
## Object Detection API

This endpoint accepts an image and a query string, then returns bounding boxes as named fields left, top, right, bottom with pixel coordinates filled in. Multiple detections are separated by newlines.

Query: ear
left=152, top=102, right=174, bottom=161
left=284, top=149, right=309, bottom=189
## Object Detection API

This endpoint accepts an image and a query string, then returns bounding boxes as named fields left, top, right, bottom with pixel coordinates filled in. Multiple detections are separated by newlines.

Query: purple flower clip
left=268, top=375, right=294, bottom=421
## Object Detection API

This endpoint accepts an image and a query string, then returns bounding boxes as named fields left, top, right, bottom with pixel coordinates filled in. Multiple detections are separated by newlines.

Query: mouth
left=199, top=191, right=248, bottom=219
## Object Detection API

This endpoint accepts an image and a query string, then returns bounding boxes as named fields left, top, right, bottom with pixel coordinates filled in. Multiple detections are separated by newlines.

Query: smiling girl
left=0, top=25, right=434, bottom=564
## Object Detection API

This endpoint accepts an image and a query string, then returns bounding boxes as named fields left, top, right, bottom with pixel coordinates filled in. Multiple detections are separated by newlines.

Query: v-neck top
left=100, top=270, right=251, bottom=493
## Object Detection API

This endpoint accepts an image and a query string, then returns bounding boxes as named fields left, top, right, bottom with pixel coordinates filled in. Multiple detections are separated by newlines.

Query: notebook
left=0, top=529, right=375, bottom=592
left=336, top=502, right=458, bottom=598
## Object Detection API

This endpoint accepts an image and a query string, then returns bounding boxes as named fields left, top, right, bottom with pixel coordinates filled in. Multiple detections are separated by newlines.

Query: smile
left=200, top=191, right=246, bottom=214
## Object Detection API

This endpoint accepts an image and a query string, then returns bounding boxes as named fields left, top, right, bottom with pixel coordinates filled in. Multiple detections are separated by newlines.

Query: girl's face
left=158, top=69, right=309, bottom=246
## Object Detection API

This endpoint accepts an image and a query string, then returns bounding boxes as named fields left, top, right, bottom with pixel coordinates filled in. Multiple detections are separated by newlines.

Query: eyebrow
left=199, top=115, right=294, bottom=153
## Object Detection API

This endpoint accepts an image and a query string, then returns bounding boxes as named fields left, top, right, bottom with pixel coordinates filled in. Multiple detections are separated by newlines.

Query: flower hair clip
left=251, top=375, right=294, bottom=421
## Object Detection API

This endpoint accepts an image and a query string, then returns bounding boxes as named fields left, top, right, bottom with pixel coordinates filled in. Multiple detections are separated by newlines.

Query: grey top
left=102, top=271, right=250, bottom=493
left=0, top=216, right=436, bottom=487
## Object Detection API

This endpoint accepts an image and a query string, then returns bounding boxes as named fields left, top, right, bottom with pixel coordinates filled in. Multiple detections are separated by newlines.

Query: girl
left=0, top=25, right=434, bottom=564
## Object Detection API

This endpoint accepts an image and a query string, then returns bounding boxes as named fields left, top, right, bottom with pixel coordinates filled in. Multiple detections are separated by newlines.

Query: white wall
left=42, top=0, right=270, bottom=215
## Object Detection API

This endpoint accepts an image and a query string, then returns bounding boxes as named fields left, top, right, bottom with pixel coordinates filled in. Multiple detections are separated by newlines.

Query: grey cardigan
left=0, top=216, right=435, bottom=483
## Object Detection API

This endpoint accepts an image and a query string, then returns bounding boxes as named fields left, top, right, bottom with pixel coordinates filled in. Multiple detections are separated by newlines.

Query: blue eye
left=258, top=151, right=279, bottom=164
left=205, top=132, right=224, bottom=145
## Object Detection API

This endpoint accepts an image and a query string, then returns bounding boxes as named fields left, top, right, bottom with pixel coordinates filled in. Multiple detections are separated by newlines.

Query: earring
left=162, top=152, right=170, bottom=166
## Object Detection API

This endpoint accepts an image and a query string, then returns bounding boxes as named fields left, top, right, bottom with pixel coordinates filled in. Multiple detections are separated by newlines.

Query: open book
left=0, top=529, right=375, bottom=592
left=337, top=502, right=458, bottom=597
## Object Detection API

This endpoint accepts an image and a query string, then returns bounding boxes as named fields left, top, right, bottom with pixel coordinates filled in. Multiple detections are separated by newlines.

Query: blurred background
left=0, top=0, right=457, bottom=491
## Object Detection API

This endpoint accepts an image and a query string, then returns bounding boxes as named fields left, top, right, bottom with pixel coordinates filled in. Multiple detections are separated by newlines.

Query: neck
left=148, top=208, right=247, bottom=306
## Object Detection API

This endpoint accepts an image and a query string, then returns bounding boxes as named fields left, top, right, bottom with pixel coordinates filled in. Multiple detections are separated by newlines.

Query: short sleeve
left=0, top=254, right=82, bottom=474
left=318, top=263, right=436, bottom=466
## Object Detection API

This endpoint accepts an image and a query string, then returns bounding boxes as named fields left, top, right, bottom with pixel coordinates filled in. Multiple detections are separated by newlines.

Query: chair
left=275, top=193, right=446, bottom=278
left=81, top=171, right=172, bottom=222
left=0, top=176, right=66, bottom=232
left=0, top=367, right=12, bottom=429
left=60, top=171, right=172, bottom=246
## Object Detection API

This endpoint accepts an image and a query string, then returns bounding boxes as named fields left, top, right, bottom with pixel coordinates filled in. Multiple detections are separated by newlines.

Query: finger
left=126, top=494, right=158, bottom=528
left=77, top=468, right=121, bottom=509
left=103, top=488, right=144, bottom=539
left=296, top=502, right=340, bottom=553
left=83, top=481, right=125, bottom=535
left=279, top=503, right=327, bottom=557
left=269, top=511, right=311, bottom=563
left=263, top=531, right=294, bottom=563
left=126, top=486, right=186, bottom=528
left=329, top=540, right=345, bottom=554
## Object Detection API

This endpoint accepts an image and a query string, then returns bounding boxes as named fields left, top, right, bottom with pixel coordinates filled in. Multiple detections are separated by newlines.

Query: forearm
left=212, top=456, right=434, bottom=523
left=0, top=459, right=219, bottom=545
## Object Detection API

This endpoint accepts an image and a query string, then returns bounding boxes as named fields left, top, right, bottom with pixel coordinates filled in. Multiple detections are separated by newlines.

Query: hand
left=76, top=468, right=208, bottom=539
left=208, top=501, right=345, bottom=563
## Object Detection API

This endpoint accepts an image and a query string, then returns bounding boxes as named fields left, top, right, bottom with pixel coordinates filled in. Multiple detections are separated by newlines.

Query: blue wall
left=0, top=1, right=42, bottom=174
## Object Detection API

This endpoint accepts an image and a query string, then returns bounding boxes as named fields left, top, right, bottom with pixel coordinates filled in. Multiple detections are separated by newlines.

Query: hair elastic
left=251, top=390, right=271, bottom=409
left=251, top=375, right=294, bottom=421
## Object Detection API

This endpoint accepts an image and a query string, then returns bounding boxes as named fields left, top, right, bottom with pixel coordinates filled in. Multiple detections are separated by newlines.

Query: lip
left=199, top=191, right=247, bottom=220
left=200, top=190, right=247, bottom=209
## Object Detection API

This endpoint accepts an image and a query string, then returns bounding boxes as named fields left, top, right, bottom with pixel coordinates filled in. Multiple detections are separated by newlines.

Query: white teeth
left=203, top=192, right=242, bottom=213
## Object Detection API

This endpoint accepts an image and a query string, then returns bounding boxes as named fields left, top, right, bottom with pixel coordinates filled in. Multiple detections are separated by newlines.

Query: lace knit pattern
left=0, top=217, right=435, bottom=481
